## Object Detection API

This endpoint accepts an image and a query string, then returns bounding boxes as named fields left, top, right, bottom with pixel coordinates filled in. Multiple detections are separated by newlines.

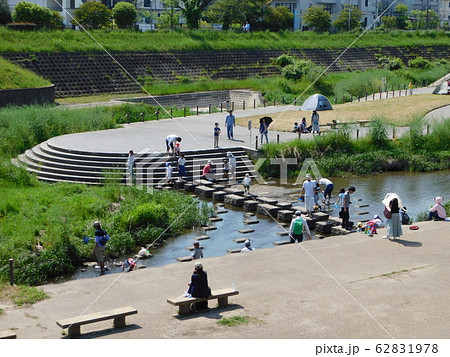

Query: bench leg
left=67, top=325, right=81, bottom=337
left=217, top=296, right=229, bottom=307
left=113, top=316, right=126, bottom=328
left=178, top=304, right=191, bottom=315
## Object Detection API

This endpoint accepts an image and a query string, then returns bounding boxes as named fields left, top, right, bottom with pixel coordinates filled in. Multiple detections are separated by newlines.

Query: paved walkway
left=0, top=221, right=449, bottom=339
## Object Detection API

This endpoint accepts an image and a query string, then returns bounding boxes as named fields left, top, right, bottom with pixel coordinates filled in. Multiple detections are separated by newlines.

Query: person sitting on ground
left=223, top=159, right=229, bottom=179
left=242, top=173, right=251, bottom=194
left=122, top=258, right=136, bottom=272
left=202, top=160, right=216, bottom=182
left=288, top=211, right=312, bottom=243
left=428, top=196, right=446, bottom=221
left=241, top=239, right=255, bottom=252
left=293, top=122, right=300, bottom=133
left=187, top=262, right=211, bottom=311
left=191, top=241, right=203, bottom=260
left=300, top=117, right=311, bottom=133
left=371, top=215, right=385, bottom=228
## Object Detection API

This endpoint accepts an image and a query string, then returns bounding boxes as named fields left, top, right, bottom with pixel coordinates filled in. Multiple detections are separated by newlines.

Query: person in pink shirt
left=428, top=197, right=446, bottom=221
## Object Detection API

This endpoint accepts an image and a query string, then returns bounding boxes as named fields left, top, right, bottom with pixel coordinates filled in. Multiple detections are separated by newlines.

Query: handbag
left=383, top=207, right=392, bottom=219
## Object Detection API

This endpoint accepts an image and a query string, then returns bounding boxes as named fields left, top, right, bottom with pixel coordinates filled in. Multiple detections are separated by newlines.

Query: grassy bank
left=258, top=118, right=450, bottom=177
left=0, top=28, right=448, bottom=53
left=0, top=57, right=51, bottom=90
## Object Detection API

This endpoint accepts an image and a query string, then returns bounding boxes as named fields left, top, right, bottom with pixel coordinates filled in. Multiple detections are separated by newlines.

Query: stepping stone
left=244, top=219, right=259, bottom=225
left=212, top=184, right=226, bottom=190
left=244, top=212, right=256, bottom=217
left=315, top=221, right=332, bottom=234
left=305, top=217, right=316, bottom=229
left=233, top=237, right=248, bottom=243
left=176, top=256, right=193, bottom=262
left=273, top=240, right=291, bottom=246
left=327, top=217, right=341, bottom=226
left=276, top=231, right=289, bottom=236
left=212, top=191, right=227, bottom=201
left=311, top=212, right=329, bottom=221
left=216, top=203, right=225, bottom=207
left=197, top=179, right=214, bottom=186
left=224, top=188, right=245, bottom=196
left=355, top=204, right=369, bottom=208
left=356, top=218, right=370, bottom=223
left=202, top=226, right=217, bottom=231
left=331, top=226, right=351, bottom=236
left=277, top=222, right=289, bottom=228
left=184, top=183, right=198, bottom=192
left=215, top=210, right=228, bottom=214
left=238, top=228, right=255, bottom=234
left=291, top=206, right=307, bottom=215
left=227, top=248, right=242, bottom=254
left=258, top=197, right=278, bottom=205
left=357, top=198, right=362, bottom=201
left=356, top=211, right=369, bottom=215
left=276, top=202, right=292, bottom=210
left=257, top=203, right=280, bottom=216
left=224, top=194, right=245, bottom=207
left=277, top=210, right=295, bottom=222
left=315, top=234, right=326, bottom=239
left=243, top=200, right=258, bottom=211
left=173, top=180, right=185, bottom=189
left=195, top=185, right=216, bottom=197
left=194, top=235, right=210, bottom=240
left=209, top=217, right=223, bottom=222
left=186, top=245, right=203, bottom=251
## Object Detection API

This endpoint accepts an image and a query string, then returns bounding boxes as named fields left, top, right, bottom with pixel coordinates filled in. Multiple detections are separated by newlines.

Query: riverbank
left=0, top=220, right=449, bottom=339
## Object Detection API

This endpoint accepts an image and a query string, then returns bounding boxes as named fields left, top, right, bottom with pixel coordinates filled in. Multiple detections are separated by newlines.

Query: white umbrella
left=382, top=193, right=403, bottom=211
left=300, top=93, right=333, bottom=111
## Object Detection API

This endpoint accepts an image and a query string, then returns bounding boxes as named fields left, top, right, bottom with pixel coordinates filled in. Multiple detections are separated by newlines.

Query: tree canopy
left=0, top=0, right=12, bottom=25
left=333, top=4, right=363, bottom=31
left=112, top=2, right=137, bottom=29
left=178, top=0, right=213, bottom=29
left=12, top=1, right=63, bottom=28
left=73, top=1, right=112, bottom=30
left=302, top=5, right=331, bottom=33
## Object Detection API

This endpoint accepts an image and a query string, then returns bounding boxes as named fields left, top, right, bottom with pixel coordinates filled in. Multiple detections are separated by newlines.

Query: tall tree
left=333, top=4, right=363, bottom=31
left=393, top=3, right=408, bottom=30
left=73, top=1, right=112, bottom=29
left=178, top=0, right=213, bottom=29
left=302, top=5, right=331, bottom=33
left=112, top=1, right=137, bottom=29
left=159, top=0, right=180, bottom=29
left=0, top=0, right=12, bottom=25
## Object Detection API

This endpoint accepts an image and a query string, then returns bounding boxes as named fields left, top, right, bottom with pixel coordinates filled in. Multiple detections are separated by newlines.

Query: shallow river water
left=60, top=170, right=449, bottom=282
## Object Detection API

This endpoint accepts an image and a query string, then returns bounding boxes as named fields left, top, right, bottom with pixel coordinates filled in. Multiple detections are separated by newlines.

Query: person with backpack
left=289, top=211, right=312, bottom=243
left=93, top=221, right=110, bottom=276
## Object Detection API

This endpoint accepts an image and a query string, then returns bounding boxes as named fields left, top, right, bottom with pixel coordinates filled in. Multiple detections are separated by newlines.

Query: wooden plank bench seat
left=56, top=306, right=137, bottom=337
left=167, top=288, right=239, bottom=315
left=0, top=330, right=17, bottom=339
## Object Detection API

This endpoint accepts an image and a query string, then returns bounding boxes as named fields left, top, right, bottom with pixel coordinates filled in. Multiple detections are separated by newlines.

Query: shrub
left=73, top=1, right=111, bottom=29
left=273, top=54, right=295, bottom=67
left=281, top=60, right=316, bottom=81
left=367, top=118, right=390, bottom=149
left=375, top=55, right=404, bottom=70
left=121, top=202, right=170, bottom=231
left=408, top=56, right=432, bottom=69
left=112, top=2, right=137, bottom=29
left=12, top=1, right=63, bottom=29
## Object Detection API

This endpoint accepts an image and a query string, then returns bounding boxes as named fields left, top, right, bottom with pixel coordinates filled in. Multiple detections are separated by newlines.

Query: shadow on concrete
left=390, top=238, right=422, bottom=247
left=62, top=323, right=142, bottom=339
left=173, top=303, right=243, bottom=321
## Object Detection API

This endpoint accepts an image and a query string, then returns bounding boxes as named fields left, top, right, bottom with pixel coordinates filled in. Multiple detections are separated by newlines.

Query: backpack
left=293, top=218, right=304, bottom=235
left=401, top=211, right=410, bottom=225
left=98, top=230, right=109, bottom=246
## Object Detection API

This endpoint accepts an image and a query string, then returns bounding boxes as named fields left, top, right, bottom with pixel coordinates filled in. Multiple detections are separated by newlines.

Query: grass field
left=0, top=28, right=448, bottom=53
left=0, top=57, right=51, bottom=90
left=237, top=94, right=450, bottom=129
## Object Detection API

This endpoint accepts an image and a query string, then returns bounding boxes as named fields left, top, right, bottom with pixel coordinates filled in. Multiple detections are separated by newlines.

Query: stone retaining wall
left=0, top=85, right=55, bottom=108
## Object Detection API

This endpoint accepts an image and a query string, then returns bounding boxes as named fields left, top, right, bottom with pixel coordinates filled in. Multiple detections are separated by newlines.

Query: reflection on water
left=58, top=170, right=449, bottom=282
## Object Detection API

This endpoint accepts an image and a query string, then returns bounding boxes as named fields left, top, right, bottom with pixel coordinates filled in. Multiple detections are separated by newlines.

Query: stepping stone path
left=202, top=226, right=217, bottom=231
left=209, top=217, right=223, bottom=222
left=195, top=185, right=215, bottom=197
left=224, top=194, right=245, bottom=207
left=356, top=211, right=369, bottom=215
left=273, top=240, right=291, bottom=246
left=277, top=210, right=295, bottom=222
left=257, top=203, right=280, bottom=216
left=244, top=219, right=259, bottom=225
left=212, top=191, right=227, bottom=201
left=238, top=228, right=255, bottom=234
left=355, top=204, right=369, bottom=208
left=194, top=235, right=211, bottom=240
left=276, top=231, right=289, bottom=236
left=224, top=188, right=245, bottom=196
left=233, top=238, right=248, bottom=243
left=176, top=256, right=193, bottom=262
left=185, top=245, right=203, bottom=251
left=243, top=200, right=258, bottom=211
left=331, top=227, right=351, bottom=236
left=258, top=197, right=278, bottom=205
left=227, top=248, right=242, bottom=254
left=276, top=202, right=292, bottom=210
left=311, top=212, right=329, bottom=221
left=315, top=221, right=333, bottom=234
left=215, top=210, right=228, bottom=214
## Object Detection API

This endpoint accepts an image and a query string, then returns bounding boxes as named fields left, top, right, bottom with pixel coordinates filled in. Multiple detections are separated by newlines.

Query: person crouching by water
left=428, top=196, right=446, bottom=221
left=191, top=241, right=203, bottom=260
left=187, top=262, right=211, bottom=311
left=289, top=211, right=312, bottom=243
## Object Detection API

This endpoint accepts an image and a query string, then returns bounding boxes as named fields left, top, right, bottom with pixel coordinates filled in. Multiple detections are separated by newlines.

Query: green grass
left=0, top=280, right=49, bottom=306
left=0, top=57, right=51, bottom=90
left=0, top=28, right=448, bottom=53
left=217, top=315, right=261, bottom=327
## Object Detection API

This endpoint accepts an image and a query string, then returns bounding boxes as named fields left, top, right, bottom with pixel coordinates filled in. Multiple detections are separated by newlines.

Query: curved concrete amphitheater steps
left=2, top=46, right=448, bottom=98
left=18, top=142, right=258, bottom=186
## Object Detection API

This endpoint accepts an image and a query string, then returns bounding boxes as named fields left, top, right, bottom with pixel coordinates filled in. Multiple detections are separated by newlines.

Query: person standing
left=243, top=21, right=250, bottom=33
left=259, top=120, right=269, bottom=144
left=408, top=82, right=413, bottom=95
left=227, top=151, right=237, bottom=181
left=341, top=186, right=355, bottom=230
left=187, top=262, right=211, bottom=311
left=289, top=211, right=312, bottom=243
left=242, top=173, right=251, bottom=194
left=225, top=110, right=235, bottom=140
left=318, top=177, right=334, bottom=205
left=165, top=162, right=173, bottom=184
left=301, top=173, right=316, bottom=217
left=213, top=122, right=221, bottom=148
left=93, top=221, right=110, bottom=276
left=126, top=150, right=135, bottom=185
left=311, top=110, right=320, bottom=134
left=177, top=154, right=186, bottom=181
left=382, top=193, right=403, bottom=240
left=165, top=134, right=181, bottom=157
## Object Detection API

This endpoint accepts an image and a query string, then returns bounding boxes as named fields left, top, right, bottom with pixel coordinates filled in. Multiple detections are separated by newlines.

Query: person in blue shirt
left=225, top=110, right=235, bottom=140
left=93, top=221, right=109, bottom=276
left=213, top=122, right=221, bottom=148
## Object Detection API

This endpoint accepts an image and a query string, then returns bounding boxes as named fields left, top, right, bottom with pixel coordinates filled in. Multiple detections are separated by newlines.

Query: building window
left=274, top=3, right=297, bottom=12
left=70, top=0, right=75, bottom=8
left=365, top=0, right=368, bottom=6
left=323, top=4, right=332, bottom=13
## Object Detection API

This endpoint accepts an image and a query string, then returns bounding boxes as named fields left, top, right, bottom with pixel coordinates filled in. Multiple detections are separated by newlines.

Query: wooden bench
left=56, top=306, right=137, bottom=337
left=167, top=288, right=239, bottom=315
left=0, top=330, right=17, bottom=339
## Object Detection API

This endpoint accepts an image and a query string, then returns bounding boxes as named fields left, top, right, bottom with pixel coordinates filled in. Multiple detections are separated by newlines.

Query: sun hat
left=245, top=239, right=251, bottom=247
left=93, top=221, right=101, bottom=228
left=306, top=173, right=311, bottom=179
left=194, top=262, right=203, bottom=270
